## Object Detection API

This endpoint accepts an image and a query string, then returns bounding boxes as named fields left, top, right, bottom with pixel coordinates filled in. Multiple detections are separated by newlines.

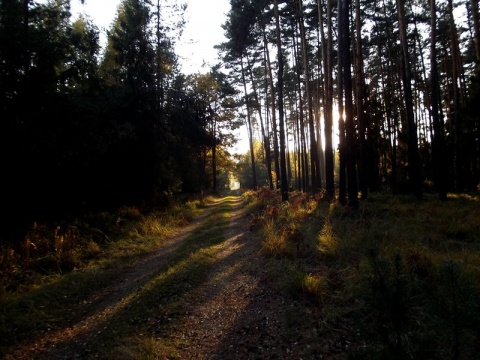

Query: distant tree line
left=0, top=0, right=239, bottom=242
left=221, top=0, right=480, bottom=205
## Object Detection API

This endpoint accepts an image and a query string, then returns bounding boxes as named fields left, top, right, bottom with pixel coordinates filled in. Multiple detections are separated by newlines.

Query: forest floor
left=6, top=195, right=341, bottom=360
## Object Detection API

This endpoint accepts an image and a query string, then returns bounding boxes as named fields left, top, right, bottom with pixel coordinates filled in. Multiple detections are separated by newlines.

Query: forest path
left=9, top=195, right=328, bottom=360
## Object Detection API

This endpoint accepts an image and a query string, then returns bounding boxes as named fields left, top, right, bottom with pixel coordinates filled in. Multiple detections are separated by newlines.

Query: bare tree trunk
left=396, top=0, right=422, bottom=199
left=292, top=23, right=309, bottom=192
left=294, top=103, right=303, bottom=191
left=448, top=0, right=467, bottom=191
left=430, top=0, right=447, bottom=200
left=447, top=0, right=467, bottom=107
left=263, top=27, right=281, bottom=189
left=298, top=0, right=321, bottom=192
left=290, top=92, right=301, bottom=190
left=340, top=0, right=359, bottom=208
left=241, top=57, right=257, bottom=190
left=273, top=0, right=289, bottom=201
left=248, top=54, right=273, bottom=189
left=337, top=0, right=346, bottom=205
left=212, top=117, right=217, bottom=192
left=471, top=0, right=480, bottom=70
left=354, top=0, right=368, bottom=200
left=319, top=0, right=335, bottom=198
left=155, top=0, right=164, bottom=110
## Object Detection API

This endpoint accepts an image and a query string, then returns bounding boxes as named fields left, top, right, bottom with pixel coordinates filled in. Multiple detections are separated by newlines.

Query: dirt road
left=9, top=196, right=329, bottom=359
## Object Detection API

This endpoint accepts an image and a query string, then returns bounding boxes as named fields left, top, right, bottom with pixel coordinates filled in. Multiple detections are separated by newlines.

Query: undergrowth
left=246, top=189, right=480, bottom=358
left=0, top=194, right=219, bottom=358
left=0, top=196, right=209, bottom=293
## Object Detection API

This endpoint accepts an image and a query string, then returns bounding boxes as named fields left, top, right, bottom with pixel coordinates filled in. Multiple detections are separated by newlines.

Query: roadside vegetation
left=244, top=188, right=480, bottom=359
left=2, top=189, right=479, bottom=359
left=0, top=194, right=219, bottom=358
left=1, top=196, right=210, bottom=291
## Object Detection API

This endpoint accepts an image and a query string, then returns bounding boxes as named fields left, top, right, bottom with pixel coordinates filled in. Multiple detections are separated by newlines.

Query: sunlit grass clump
left=261, top=219, right=289, bottom=257
left=301, top=273, right=329, bottom=302
left=317, top=220, right=337, bottom=257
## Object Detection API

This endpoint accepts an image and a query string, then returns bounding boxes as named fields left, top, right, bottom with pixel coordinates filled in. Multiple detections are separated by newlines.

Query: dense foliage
left=0, top=0, right=239, bottom=243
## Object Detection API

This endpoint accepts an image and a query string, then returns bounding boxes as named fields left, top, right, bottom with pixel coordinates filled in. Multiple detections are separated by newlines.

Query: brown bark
left=247, top=55, right=273, bottom=190
left=263, top=27, right=281, bottom=190
left=241, top=57, right=257, bottom=190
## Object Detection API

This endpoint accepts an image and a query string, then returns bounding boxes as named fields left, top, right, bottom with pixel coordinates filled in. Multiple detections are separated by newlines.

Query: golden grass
left=302, top=273, right=329, bottom=302
left=260, top=219, right=289, bottom=257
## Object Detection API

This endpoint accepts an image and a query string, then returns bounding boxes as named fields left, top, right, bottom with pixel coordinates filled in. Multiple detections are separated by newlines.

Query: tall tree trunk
left=241, top=57, right=257, bottom=189
left=289, top=90, right=299, bottom=190
left=292, top=26, right=309, bottom=192
left=430, top=0, right=447, bottom=200
left=448, top=0, right=467, bottom=190
left=354, top=0, right=368, bottom=200
left=337, top=0, right=346, bottom=205
left=340, top=0, right=359, bottom=208
left=319, top=0, right=335, bottom=199
left=298, top=0, right=321, bottom=192
left=248, top=55, right=273, bottom=189
left=273, top=0, right=289, bottom=202
left=294, top=102, right=303, bottom=190
left=471, top=0, right=480, bottom=188
left=396, top=0, right=422, bottom=198
left=155, top=0, right=164, bottom=110
left=315, top=104, right=325, bottom=189
left=293, top=26, right=310, bottom=192
left=471, top=0, right=480, bottom=71
left=263, top=27, right=281, bottom=189
left=212, top=117, right=217, bottom=192
left=379, top=0, right=399, bottom=193
left=447, top=0, right=467, bottom=107
left=23, top=0, right=30, bottom=74
left=411, top=10, right=434, bottom=180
